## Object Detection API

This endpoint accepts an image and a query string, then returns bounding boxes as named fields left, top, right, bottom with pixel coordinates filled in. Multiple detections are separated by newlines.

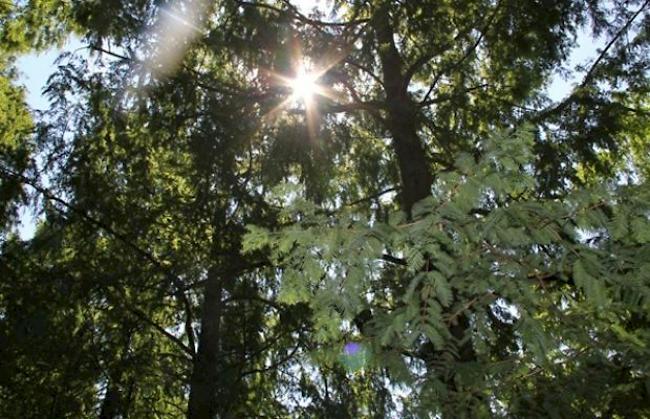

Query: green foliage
left=0, top=0, right=74, bottom=52
left=0, top=54, right=32, bottom=235
left=245, top=127, right=650, bottom=415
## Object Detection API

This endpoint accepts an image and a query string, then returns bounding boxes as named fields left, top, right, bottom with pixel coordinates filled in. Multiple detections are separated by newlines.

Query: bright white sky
left=14, top=5, right=603, bottom=239
left=295, top=0, right=323, bottom=12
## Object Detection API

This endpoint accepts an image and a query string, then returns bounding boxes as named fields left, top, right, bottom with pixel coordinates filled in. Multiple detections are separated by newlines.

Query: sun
left=262, top=59, right=339, bottom=123
left=289, top=68, right=318, bottom=103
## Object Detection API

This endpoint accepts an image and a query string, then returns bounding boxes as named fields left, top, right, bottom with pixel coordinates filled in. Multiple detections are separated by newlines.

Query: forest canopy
left=1, top=0, right=649, bottom=418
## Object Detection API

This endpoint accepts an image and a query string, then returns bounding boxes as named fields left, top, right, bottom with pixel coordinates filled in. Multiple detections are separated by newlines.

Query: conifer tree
left=1, top=1, right=649, bottom=417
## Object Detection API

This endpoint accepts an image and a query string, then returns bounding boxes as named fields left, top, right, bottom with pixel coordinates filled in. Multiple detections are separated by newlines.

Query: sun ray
left=262, top=96, right=295, bottom=123
left=260, top=42, right=352, bottom=131
left=139, top=0, right=208, bottom=80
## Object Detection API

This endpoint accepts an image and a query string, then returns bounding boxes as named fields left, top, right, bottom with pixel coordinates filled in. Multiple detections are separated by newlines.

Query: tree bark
left=99, top=330, right=133, bottom=419
left=99, top=378, right=125, bottom=419
left=187, top=265, right=224, bottom=419
left=372, top=1, right=476, bottom=370
left=373, top=5, right=432, bottom=217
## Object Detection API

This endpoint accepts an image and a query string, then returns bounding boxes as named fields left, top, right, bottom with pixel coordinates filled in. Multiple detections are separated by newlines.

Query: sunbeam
left=142, top=0, right=207, bottom=78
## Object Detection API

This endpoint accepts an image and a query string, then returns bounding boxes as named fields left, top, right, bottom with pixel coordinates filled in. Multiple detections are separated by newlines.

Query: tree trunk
left=99, top=329, right=133, bottom=419
left=187, top=263, right=225, bottom=419
left=372, top=0, right=476, bottom=376
left=99, top=379, right=124, bottom=419
left=373, top=5, right=432, bottom=217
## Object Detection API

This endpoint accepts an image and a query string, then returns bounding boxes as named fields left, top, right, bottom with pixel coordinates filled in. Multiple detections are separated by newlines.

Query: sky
left=17, top=37, right=85, bottom=111
left=14, top=0, right=321, bottom=112
left=13, top=5, right=603, bottom=240
left=12, top=37, right=81, bottom=239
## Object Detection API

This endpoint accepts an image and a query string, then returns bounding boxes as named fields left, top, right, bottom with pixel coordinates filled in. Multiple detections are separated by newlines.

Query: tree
left=1, top=0, right=649, bottom=417
left=0, top=53, right=32, bottom=236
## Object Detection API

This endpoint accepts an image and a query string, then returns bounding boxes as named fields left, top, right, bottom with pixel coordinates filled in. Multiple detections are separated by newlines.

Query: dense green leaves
left=245, top=128, right=650, bottom=415
left=0, top=56, right=32, bottom=233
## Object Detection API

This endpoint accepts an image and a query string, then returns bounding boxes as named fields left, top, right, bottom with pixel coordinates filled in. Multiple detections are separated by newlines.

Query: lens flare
left=339, top=342, right=370, bottom=373
left=142, top=0, right=207, bottom=78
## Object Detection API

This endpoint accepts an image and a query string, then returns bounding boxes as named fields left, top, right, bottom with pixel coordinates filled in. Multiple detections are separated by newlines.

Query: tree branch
left=419, top=83, right=492, bottom=107
left=240, top=342, right=301, bottom=377
left=343, top=58, right=385, bottom=88
left=529, top=0, right=649, bottom=123
left=419, top=1, right=502, bottom=105
left=116, top=289, right=196, bottom=359
left=382, top=253, right=407, bottom=266
left=321, top=100, right=383, bottom=115
left=237, top=0, right=368, bottom=28
left=1, top=167, right=198, bottom=356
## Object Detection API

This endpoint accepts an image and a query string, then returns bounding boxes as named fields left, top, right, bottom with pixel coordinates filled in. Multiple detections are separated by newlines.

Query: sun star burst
left=290, top=69, right=318, bottom=103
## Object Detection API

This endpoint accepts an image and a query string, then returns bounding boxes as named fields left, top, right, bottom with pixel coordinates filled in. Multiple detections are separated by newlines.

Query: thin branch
left=403, top=52, right=437, bottom=89
left=580, top=0, right=649, bottom=89
left=1, top=167, right=198, bottom=356
left=180, top=259, right=271, bottom=291
left=89, top=44, right=265, bottom=100
left=279, top=0, right=369, bottom=27
left=117, top=290, right=195, bottom=358
left=419, top=83, right=492, bottom=107
left=530, top=0, right=649, bottom=122
left=321, top=100, right=383, bottom=115
left=222, top=294, right=283, bottom=311
left=88, top=44, right=129, bottom=61
left=343, top=58, right=385, bottom=88
left=420, top=1, right=502, bottom=105
left=403, top=0, right=496, bottom=88
left=339, top=187, right=399, bottom=211
left=382, top=253, right=407, bottom=266
left=240, top=342, right=301, bottom=377
left=446, top=292, right=496, bottom=326
left=237, top=0, right=368, bottom=27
